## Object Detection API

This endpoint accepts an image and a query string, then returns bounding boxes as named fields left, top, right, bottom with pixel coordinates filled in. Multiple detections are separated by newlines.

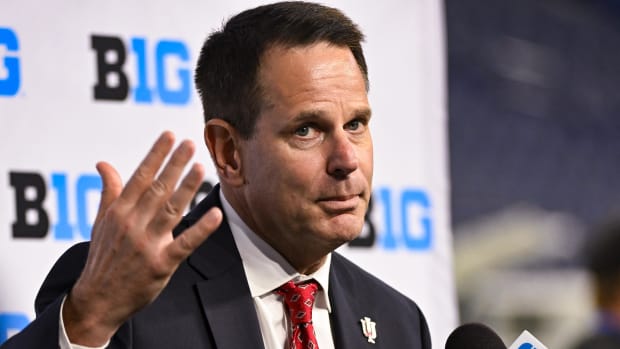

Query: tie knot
left=276, top=280, right=319, bottom=325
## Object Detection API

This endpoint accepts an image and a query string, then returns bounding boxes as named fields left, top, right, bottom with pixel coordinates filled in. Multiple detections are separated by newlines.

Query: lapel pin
left=360, top=316, right=377, bottom=343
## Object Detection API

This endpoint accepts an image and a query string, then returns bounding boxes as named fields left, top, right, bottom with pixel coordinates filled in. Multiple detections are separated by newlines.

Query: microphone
left=507, top=330, right=548, bottom=349
left=445, top=323, right=507, bottom=349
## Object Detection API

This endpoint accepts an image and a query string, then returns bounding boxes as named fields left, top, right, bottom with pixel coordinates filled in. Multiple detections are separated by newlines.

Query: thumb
left=94, top=161, right=123, bottom=224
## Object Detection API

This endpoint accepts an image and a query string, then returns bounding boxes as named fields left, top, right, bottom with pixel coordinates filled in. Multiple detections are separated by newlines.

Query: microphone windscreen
left=445, top=323, right=507, bottom=349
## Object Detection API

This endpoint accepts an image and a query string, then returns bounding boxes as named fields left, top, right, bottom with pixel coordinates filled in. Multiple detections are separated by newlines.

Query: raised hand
left=62, top=131, right=222, bottom=346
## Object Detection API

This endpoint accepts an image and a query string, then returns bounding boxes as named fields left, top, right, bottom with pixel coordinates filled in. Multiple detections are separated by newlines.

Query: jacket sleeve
left=0, top=242, right=89, bottom=349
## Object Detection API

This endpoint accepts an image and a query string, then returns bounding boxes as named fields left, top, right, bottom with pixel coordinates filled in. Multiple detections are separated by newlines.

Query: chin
left=319, top=233, right=358, bottom=252
left=325, top=216, right=364, bottom=242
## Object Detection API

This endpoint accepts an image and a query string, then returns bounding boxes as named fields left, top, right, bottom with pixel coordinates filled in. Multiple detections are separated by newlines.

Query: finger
left=134, top=140, right=196, bottom=225
left=92, top=162, right=123, bottom=240
left=95, top=161, right=123, bottom=219
left=119, top=131, right=175, bottom=205
left=166, top=207, right=222, bottom=263
left=147, top=162, right=204, bottom=234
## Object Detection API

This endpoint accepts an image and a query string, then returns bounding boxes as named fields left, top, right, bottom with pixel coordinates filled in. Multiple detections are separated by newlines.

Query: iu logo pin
left=359, top=316, right=377, bottom=343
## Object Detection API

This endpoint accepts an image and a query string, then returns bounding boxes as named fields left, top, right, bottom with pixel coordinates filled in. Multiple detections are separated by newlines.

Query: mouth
left=316, top=194, right=362, bottom=213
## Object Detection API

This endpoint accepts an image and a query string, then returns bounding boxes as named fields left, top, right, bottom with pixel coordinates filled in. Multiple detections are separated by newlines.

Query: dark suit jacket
left=1, top=186, right=431, bottom=348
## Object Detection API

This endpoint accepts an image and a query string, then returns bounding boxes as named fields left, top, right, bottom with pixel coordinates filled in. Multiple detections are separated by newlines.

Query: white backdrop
left=0, top=0, right=457, bottom=346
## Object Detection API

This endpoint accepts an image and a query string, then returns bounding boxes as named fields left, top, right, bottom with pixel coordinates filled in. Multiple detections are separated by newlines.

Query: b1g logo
left=91, top=34, right=191, bottom=105
left=0, top=27, right=20, bottom=97
left=10, top=171, right=102, bottom=240
left=350, top=187, right=433, bottom=251
left=9, top=171, right=213, bottom=241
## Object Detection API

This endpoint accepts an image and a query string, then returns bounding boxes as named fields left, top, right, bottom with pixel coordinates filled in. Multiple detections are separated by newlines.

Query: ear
left=204, top=119, right=245, bottom=187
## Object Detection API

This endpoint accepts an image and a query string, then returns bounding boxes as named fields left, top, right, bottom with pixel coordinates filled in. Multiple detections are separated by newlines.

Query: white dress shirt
left=59, top=192, right=336, bottom=349
left=221, top=192, right=336, bottom=349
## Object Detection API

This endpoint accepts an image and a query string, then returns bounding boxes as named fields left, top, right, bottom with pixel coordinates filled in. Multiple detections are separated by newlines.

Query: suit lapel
left=195, top=267, right=264, bottom=348
left=181, top=186, right=265, bottom=349
left=329, top=254, right=374, bottom=349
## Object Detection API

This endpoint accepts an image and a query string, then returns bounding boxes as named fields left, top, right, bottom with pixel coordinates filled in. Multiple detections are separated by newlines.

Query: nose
left=326, top=131, right=358, bottom=179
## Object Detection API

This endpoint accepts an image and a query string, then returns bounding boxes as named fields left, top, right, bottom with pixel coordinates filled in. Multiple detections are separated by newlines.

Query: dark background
left=446, top=0, right=620, bottom=346
left=448, top=0, right=620, bottom=229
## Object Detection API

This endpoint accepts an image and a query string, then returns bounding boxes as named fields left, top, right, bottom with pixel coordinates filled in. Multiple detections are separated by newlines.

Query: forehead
left=258, top=42, right=369, bottom=116
left=257, top=42, right=368, bottom=111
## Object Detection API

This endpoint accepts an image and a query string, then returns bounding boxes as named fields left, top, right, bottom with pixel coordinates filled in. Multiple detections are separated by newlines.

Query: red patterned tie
left=276, top=280, right=320, bottom=349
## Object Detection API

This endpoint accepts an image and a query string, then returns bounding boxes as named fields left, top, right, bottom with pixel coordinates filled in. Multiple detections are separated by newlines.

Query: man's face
left=237, top=42, right=373, bottom=268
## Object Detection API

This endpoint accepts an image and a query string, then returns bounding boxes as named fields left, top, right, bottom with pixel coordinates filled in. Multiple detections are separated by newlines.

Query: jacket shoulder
left=329, top=252, right=432, bottom=348
left=331, top=252, right=416, bottom=307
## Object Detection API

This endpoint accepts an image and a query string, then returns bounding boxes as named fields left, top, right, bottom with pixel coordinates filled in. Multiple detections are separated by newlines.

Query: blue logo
left=519, top=343, right=535, bottom=349
left=0, top=312, right=29, bottom=343
left=350, top=186, right=434, bottom=251
left=10, top=171, right=101, bottom=240
left=9, top=171, right=214, bottom=241
left=0, top=27, right=20, bottom=97
left=377, top=187, right=433, bottom=250
left=91, top=34, right=191, bottom=105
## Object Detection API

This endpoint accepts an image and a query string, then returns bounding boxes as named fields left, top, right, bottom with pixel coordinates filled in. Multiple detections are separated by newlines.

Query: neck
left=220, top=185, right=332, bottom=275
left=278, top=247, right=328, bottom=275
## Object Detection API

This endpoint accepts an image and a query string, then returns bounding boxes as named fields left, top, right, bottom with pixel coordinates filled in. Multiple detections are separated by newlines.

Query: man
left=1, top=2, right=431, bottom=348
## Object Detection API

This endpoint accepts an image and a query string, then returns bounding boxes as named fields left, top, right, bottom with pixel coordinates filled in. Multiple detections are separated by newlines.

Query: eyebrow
left=293, top=107, right=373, bottom=122
left=354, top=107, right=372, bottom=120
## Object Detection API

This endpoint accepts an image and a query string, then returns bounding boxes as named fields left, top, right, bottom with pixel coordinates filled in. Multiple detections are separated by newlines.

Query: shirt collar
left=219, top=191, right=332, bottom=312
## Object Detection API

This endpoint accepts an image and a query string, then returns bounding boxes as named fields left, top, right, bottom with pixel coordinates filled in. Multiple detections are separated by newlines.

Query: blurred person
left=0, top=2, right=431, bottom=349
left=572, top=218, right=620, bottom=349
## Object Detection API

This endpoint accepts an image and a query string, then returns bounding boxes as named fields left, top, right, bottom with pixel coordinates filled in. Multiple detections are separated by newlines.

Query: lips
left=317, top=194, right=362, bottom=212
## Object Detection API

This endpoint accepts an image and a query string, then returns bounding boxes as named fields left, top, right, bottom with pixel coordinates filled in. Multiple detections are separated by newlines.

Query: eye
left=290, top=123, right=323, bottom=148
left=347, top=120, right=360, bottom=130
left=294, top=123, right=321, bottom=139
left=345, top=119, right=365, bottom=132
left=295, top=125, right=312, bottom=137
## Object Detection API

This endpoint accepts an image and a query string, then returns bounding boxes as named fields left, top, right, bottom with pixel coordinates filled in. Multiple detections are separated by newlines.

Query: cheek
left=248, top=149, right=314, bottom=194
left=284, top=161, right=323, bottom=195
left=279, top=148, right=325, bottom=181
left=360, top=145, right=374, bottom=180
